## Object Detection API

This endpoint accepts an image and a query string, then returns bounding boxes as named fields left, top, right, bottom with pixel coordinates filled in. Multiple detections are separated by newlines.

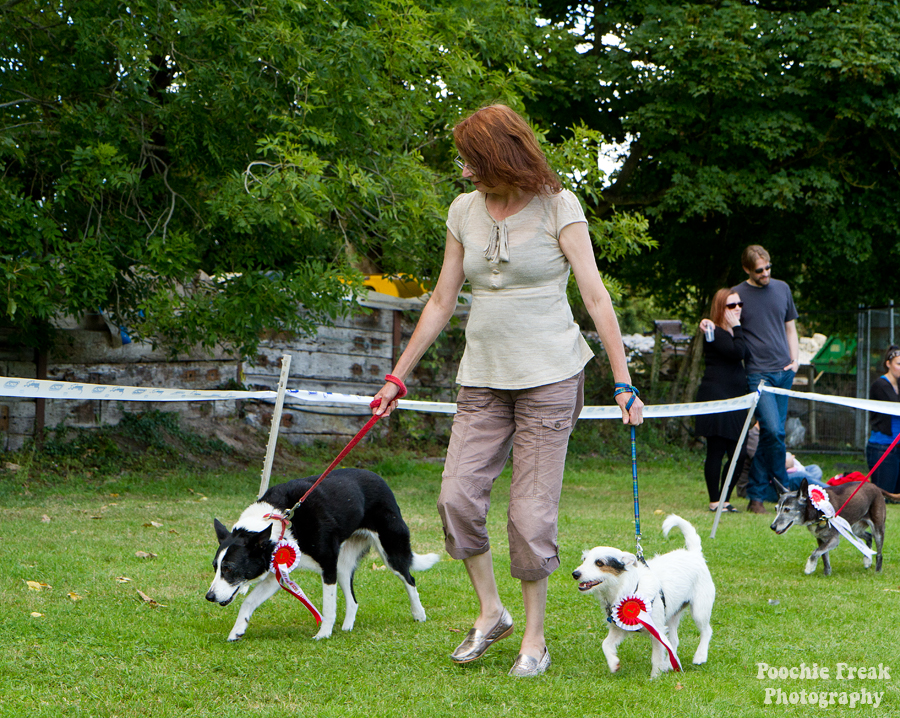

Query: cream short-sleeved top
left=446, top=188, right=594, bottom=390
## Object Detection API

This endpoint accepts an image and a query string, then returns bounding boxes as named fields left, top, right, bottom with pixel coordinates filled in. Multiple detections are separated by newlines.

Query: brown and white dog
left=572, top=515, right=715, bottom=678
left=770, top=479, right=899, bottom=575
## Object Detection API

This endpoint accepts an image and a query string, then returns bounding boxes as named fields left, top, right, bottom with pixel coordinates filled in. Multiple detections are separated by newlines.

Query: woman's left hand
left=615, top=391, right=644, bottom=425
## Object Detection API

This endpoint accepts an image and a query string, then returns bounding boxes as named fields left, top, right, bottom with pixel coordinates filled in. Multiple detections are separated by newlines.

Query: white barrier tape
left=581, top=394, right=757, bottom=420
left=0, top=375, right=755, bottom=420
left=0, top=376, right=276, bottom=402
left=760, top=385, right=900, bottom=417
left=3, top=376, right=899, bottom=420
left=284, top=393, right=456, bottom=415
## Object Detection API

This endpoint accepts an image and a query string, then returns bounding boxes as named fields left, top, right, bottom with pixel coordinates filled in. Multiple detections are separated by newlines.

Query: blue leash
left=630, top=425, right=644, bottom=562
left=615, top=383, right=644, bottom=562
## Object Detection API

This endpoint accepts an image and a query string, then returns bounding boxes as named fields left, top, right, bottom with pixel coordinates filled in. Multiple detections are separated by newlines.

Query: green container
left=811, top=335, right=857, bottom=375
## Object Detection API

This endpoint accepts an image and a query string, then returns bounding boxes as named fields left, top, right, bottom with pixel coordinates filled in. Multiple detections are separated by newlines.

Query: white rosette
left=807, top=485, right=876, bottom=558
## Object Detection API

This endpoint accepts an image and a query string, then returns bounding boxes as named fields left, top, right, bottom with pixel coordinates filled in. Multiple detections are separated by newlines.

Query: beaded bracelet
left=613, top=382, right=640, bottom=411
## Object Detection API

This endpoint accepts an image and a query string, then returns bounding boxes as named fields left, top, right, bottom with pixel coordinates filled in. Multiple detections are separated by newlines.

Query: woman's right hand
left=724, top=307, right=741, bottom=328
left=699, top=318, right=714, bottom=333
left=371, top=381, right=402, bottom=418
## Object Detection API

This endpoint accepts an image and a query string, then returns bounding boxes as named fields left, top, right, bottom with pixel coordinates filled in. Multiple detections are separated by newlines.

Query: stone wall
left=0, top=293, right=464, bottom=451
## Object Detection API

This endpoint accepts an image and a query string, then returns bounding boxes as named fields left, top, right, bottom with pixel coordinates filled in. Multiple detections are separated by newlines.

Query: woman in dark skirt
left=697, top=288, right=749, bottom=511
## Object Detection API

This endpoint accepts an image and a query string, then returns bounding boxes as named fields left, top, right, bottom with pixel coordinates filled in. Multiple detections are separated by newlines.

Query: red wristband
left=384, top=374, right=408, bottom=399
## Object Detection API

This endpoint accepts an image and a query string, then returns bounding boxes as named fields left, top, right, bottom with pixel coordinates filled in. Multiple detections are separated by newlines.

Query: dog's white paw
left=313, top=627, right=333, bottom=640
left=227, top=631, right=244, bottom=642
left=804, top=558, right=817, bottom=574
left=412, top=607, right=427, bottom=622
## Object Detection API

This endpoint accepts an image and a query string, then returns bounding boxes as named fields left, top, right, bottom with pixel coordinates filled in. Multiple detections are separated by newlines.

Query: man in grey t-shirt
left=732, top=245, right=800, bottom=514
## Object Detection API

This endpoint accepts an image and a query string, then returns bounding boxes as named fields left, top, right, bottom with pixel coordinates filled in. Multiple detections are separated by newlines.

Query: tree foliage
left=529, top=0, right=900, bottom=323
left=2, top=0, right=654, bottom=358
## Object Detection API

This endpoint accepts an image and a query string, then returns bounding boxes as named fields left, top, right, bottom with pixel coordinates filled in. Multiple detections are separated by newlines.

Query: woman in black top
left=867, top=345, right=900, bottom=492
left=697, top=289, right=748, bottom=511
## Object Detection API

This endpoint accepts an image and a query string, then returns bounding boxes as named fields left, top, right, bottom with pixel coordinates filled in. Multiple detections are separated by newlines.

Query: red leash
left=282, top=374, right=407, bottom=520
left=834, top=431, right=900, bottom=517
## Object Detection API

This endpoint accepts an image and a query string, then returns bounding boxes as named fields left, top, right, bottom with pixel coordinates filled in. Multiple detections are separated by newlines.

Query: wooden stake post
left=258, top=354, right=292, bottom=500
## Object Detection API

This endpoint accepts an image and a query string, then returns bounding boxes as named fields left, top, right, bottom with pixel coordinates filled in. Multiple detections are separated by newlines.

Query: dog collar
left=263, top=511, right=291, bottom=541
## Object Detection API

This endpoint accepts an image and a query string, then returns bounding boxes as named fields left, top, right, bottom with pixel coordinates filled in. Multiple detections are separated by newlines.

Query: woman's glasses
left=454, top=155, right=473, bottom=172
left=726, top=302, right=744, bottom=309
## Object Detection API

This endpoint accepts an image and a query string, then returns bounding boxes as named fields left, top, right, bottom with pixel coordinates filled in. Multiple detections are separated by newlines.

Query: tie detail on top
left=483, top=221, right=510, bottom=264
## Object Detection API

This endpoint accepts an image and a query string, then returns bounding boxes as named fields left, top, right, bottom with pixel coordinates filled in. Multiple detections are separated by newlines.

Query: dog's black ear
left=214, top=518, right=230, bottom=543
left=252, top=524, right=274, bottom=547
left=798, top=478, right=809, bottom=496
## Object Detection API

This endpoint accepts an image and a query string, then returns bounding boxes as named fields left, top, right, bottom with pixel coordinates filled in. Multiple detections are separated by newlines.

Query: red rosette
left=611, top=593, right=682, bottom=672
left=270, top=539, right=301, bottom=573
left=612, top=595, right=650, bottom=632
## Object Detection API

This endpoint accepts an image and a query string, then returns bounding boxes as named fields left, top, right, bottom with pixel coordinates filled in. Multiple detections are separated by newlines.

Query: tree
left=528, top=1, right=900, bottom=323
left=2, top=0, right=654, bottom=360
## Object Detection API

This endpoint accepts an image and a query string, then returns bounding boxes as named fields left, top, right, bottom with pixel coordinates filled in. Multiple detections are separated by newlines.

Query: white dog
left=572, top=515, right=715, bottom=678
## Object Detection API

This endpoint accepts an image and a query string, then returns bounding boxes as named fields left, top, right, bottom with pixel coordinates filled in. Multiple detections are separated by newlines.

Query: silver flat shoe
left=508, top=648, right=551, bottom=677
left=450, top=608, right=514, bottom=663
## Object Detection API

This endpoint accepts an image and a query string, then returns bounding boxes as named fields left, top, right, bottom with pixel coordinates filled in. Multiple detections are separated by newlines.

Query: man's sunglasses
left=754, top=264, right=772, bottom=274
left=726, top=302, right=744, bottom=309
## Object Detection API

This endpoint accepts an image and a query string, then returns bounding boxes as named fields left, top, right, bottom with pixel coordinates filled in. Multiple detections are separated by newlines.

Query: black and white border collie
left=206, top=468, right=440, bottom=641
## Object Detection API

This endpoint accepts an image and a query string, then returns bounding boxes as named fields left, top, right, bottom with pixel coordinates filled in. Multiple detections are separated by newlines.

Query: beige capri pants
left=437, top=371, right=585, bottom=581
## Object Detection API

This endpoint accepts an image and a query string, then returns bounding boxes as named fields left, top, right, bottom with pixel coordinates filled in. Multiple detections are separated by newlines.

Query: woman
left=867, top=345, right=900, bottom=493
left=371, top=105, right=643, bottom=677
left=697, top=289, right=748, bottom=512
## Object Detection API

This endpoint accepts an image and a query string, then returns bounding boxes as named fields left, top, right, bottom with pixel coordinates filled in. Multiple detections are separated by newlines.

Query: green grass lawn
left=2, top=446, right=899, bottom=717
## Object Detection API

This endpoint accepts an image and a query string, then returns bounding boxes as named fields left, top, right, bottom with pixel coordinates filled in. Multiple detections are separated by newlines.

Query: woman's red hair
left=453, top=105, right=561, bottom=195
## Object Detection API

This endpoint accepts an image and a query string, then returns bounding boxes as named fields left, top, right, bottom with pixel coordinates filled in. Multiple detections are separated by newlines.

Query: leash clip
left=636, top=540, right=647, bottom=567
left=281, top=505, right=297, bottom=523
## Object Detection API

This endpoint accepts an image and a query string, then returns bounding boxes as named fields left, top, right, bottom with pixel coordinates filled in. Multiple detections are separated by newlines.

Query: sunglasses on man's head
left=754, top=264, right=772, bottom=274
left=726, top=302, right=744, bottom=309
